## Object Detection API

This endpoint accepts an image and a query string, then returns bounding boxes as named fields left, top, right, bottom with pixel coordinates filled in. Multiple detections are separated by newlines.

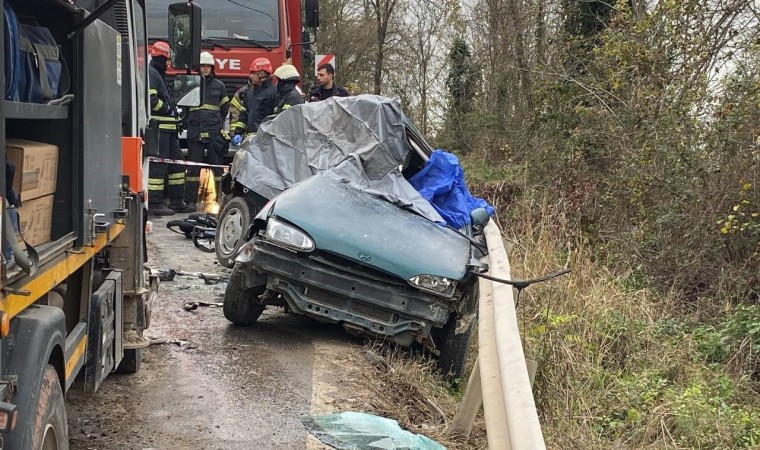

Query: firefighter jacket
left=273, top=83, right=304, bottom=115
left=187, top=74, right=229, bottom=143
left=229, top=83, right=250, bottom=130
left=232, top=78, right=277, bottom=135
left=149, top=63, right=180, bottom=132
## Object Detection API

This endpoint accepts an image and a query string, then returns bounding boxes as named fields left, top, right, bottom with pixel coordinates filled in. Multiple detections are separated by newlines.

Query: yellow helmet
left=273, top=64, right=300, bottom=81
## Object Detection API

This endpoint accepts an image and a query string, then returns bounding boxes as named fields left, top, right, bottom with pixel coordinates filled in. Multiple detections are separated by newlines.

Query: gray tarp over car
left=230, top=95, right=444, bottom=223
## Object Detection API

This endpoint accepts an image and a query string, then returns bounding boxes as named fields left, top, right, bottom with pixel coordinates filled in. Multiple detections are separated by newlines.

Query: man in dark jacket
left=230, top=57, right=276, bottom=146
left=272, top=64, right=304, bottom=114
left=185, top=51, right=229, bottom=208
left=308, top=63, right=349, bottom=102
left=147, top=41, right=189, bottom=216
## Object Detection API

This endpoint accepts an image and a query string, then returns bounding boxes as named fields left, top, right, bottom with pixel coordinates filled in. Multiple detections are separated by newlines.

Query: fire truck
left=147, top=0, right=320, bottom=93
left=0, top=0, right=201, bottom=447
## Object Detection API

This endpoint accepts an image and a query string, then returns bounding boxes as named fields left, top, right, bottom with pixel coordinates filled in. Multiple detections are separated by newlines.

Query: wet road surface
left=66, top=214, right=368, bottom=449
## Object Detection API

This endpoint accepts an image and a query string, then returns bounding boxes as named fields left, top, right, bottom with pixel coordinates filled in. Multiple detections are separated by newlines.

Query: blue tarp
left=409, top=150, right=495, bottom=229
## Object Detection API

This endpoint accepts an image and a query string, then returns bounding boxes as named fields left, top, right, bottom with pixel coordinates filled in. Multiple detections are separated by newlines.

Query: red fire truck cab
left=147, top=0, right=318, bottom=93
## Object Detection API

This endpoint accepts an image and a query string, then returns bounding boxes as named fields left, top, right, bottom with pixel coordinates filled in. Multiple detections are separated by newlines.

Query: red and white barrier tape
left=146, top=156, right=229, bottom=169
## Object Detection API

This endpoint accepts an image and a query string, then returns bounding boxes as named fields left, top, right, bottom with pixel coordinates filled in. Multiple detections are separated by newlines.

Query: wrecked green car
left=221, top=96, right=488, bottom=377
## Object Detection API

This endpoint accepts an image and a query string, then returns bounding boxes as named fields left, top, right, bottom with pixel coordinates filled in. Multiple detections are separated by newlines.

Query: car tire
left=436, top=315, right=475, bottom=381
left=223, top=263, right=266, bottom=326
left=216, top=196, right=257, bottom=268
left=31, top=365, right=68, bottom=450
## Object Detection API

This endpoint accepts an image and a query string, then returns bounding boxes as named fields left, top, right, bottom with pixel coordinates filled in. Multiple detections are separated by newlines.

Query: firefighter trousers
left=148, top=131, right=185, bottom=206
left=185, top=139, right=224, bottom=204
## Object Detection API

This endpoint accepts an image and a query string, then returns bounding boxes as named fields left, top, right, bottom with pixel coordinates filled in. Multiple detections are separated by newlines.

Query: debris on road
left=183, top=301, right=224, bottom=311
left=198, top=273, right=227, bottom=285
left=150, top=268, right=228, bottom=285
left=156, top=269, right=177, bottom=281
left=303, top=412, right=445, bottom=450
left=147, top=337, right=198, bottom=350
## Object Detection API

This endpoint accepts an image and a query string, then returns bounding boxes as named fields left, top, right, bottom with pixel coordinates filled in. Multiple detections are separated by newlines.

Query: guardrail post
left=451, top=359, right=482, bottom=436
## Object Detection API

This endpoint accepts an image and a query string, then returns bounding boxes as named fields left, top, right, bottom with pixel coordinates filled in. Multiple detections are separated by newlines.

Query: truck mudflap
left=1, top=305, right=66, bottom=449
left=85, top=270, right=123, bottom=392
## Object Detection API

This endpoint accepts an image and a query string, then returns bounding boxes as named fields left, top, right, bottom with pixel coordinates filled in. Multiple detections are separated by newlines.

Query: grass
left=464, top=160, right=760, bottom=449
left=358, top=344, right=488, bottom=449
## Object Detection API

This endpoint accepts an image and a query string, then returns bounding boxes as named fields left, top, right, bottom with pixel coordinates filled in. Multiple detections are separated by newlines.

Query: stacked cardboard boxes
left=7, top=139, right=59, bottom=246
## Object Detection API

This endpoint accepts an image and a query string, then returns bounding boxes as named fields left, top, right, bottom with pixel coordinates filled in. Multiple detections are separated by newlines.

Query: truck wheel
left=32, top=365, right=68, bottom=450
left=216, top=196, right=254, bottom=268
left=117, top=348, right=143, bottom=373
left=223, top=263, right=266, bottom=325
left=436, top=315, right=475, bottom=381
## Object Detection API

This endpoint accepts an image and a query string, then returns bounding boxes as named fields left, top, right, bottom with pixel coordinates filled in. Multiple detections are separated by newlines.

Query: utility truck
left=0, top=0, right=201, bottom=447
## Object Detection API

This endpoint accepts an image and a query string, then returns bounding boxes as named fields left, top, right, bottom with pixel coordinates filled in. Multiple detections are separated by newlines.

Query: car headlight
left=265, top=217, right=315, bottom=252
left=409, top=274, right=457, bottom=298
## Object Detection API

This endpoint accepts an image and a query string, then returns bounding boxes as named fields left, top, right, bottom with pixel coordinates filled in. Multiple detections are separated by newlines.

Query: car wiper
left=216, top=36, right=273, bottom=51
left=445, top=224, right=488, bottom=251
left=201, top=38, right=231, bottom=51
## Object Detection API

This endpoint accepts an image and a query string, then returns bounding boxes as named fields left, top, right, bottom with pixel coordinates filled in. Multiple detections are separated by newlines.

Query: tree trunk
left=373, top=42, right=384, bottom=95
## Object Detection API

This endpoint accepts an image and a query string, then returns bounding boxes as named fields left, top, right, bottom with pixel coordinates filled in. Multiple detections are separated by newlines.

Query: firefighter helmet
left=249, top=57, right=273, bottom=74
left=273, top=64, right=300, bottom=81
left=199, top=51, right=215, bottom=66
left=149, top=41, right=171, bottom=59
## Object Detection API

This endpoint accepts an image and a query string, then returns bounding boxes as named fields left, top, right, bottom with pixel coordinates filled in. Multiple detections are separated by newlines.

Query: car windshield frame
left=146, top=0, right=281, bottom=47
left=402, top=117, right=434, bottom=163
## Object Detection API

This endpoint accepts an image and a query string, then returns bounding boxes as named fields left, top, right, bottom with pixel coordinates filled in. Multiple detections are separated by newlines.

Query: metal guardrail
left=453, top=221, right=546, bottom=449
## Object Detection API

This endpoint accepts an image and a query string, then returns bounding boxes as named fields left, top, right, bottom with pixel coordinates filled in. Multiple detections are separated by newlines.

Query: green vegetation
left=449, top=1, right=759, bottom=446
left=457, top=179, right=760, bottom=448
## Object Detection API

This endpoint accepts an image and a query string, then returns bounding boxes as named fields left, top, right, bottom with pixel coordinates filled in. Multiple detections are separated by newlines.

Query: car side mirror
left=168, top=2, right=202, bottom=70
left=470, top=207, right=490, bottom=227
left=174, top=74, right=202, bottom=107
left=302, top=29, right=313, bottom=54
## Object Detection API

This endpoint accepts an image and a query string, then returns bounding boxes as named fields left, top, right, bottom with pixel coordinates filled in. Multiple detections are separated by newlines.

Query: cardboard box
left=16, top=195, right=54, bottom=246
left=6, top=139, right=59, bottom=201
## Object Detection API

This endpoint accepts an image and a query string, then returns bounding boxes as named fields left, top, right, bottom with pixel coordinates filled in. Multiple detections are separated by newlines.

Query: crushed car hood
left=231, top=95, right=443, bottom=223
left=271, top=175, right=472, bottom=282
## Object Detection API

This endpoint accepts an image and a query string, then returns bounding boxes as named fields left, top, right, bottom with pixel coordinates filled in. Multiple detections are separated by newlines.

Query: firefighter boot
left=170, top=201, right=196, bottom=213
left=148, top=204, right=176, bottom=217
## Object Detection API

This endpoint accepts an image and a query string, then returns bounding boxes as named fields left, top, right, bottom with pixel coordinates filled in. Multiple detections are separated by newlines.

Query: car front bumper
left=247, top=239, right=452, bottom=343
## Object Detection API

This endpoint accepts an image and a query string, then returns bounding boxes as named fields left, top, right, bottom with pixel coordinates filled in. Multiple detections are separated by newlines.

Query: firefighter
left=230, top=58, right=276, bottom=146
left=308, top=63, right=349, bottom=102
left=185, top=51, right=229, bottom=207
left=147, top=41, right=190, bottom=216
left=228, top=64, right=257, bottom=136
left=272, top=64, right=304, bottom=114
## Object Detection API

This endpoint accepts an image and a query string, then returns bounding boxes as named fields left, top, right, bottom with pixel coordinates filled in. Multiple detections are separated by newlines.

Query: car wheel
left=223, top=263, right=266, bottom=326
left=31, top=365, right=68, bottom=450
left=216, top=196, right=256, bottom=268
left=436, top=315, right=475, bottom=381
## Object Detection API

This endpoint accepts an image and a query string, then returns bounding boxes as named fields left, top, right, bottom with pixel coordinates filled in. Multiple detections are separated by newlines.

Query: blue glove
left=231, top=134, right=243, bottom=147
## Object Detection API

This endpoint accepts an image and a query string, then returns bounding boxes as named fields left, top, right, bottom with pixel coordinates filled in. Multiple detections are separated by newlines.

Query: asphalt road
left=66, top=214, right=366, bottom=450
